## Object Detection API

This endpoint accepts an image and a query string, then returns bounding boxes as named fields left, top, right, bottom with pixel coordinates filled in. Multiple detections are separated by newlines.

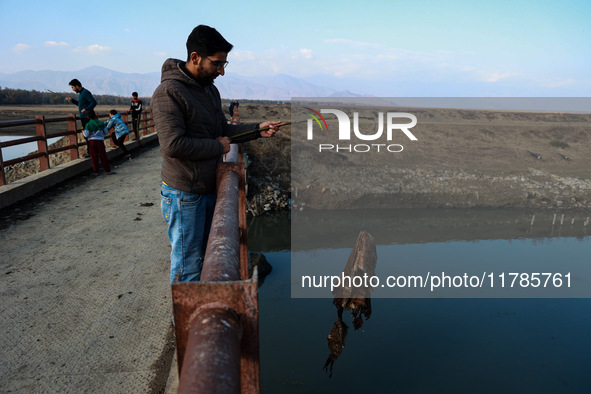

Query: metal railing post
left=0, top=148, right=6, bottom=186
left=121, top=113, right=129, bottom=143
left=35, top=116, right=50, bottom=171
left=141, top=112, right=148, bottom=136
left=67, top=114, right=80, bottom=160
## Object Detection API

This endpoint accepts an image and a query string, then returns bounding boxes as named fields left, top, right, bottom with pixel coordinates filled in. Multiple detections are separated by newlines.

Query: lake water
left=0, top=135, right=62, bottom=162
left=249, top=210, right=591, bottom=393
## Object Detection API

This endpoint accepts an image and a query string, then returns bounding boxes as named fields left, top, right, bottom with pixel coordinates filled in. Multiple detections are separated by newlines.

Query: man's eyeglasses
left=206, top=57, right=229, bottom=69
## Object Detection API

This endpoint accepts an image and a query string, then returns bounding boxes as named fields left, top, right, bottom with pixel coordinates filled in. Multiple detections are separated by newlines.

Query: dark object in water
left=558, top=152, right=570, bottom=160
left=324, top=230, right=377, bottom=377
left=333, top=230, right=377, bottom=326
left=323, top=319, right=348, bottom=378
left=527, top=150, right=542, bottom=159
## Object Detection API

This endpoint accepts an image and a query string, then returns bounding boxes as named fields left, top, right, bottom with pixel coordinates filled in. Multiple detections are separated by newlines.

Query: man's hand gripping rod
left=229, top=121, right=292, bottom=143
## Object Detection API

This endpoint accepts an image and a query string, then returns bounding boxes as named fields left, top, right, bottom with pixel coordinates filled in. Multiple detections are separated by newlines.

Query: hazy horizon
left=2, top=0, right=591, bottom=97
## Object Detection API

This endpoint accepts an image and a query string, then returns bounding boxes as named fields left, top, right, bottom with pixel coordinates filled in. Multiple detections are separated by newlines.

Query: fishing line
left=360, top=174, right=370, bottom=231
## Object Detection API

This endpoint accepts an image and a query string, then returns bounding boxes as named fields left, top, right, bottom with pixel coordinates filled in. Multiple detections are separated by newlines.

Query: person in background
left=128, top=92, right=145, bottom=147
left=152, top=25, right=280, bottom=283
left=66, top=79, right=97, bottom=157
left=106, top=110, right=131, bottom=159
left=83, top=109, right=112, bottom=176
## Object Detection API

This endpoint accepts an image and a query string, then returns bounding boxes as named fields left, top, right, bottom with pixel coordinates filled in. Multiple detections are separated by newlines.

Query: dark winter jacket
left=151, top=58, right=259, bottom=194
left=71, top=88, right=97, bottom=120
left=129, top=99, right=142, bottom=118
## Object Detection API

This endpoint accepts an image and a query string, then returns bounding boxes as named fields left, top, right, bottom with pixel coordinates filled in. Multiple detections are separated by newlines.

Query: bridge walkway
left=0, top=143, right=177, bottom=393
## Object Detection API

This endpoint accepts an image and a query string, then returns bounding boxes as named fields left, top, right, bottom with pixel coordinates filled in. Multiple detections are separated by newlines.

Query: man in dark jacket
left=152, top=25, right=279, bottom=283
left=66, top=79, right=97, bottom=157
left=66, top=79, right=96, bottom=128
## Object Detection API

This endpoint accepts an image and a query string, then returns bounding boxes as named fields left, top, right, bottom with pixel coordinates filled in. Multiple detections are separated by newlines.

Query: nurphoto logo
left=304, top=107, right=418, bottom=153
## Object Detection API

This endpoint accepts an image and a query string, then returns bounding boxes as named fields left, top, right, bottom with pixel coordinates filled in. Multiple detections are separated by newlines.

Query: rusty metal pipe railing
left=176, top=162, right=256, bottom=393
left=172, top=276, right=259, bottom=394
left=201, top=163, right=242, bottom=282
left=173, top=103, right=260, bottom=393
left=178, top=306, right=242, bottom=394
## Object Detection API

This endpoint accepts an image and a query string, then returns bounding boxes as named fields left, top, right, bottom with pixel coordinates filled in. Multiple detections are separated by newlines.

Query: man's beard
left=196, top=64, right=216, bottom=86
left=198, top=76, right=215, bottom=86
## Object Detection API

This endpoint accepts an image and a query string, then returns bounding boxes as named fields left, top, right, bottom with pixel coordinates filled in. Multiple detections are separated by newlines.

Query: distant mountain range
left=0, top=66, right=365, bottom=100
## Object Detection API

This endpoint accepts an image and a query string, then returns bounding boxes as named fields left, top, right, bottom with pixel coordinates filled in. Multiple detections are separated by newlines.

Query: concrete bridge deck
left=0, top=141, right=178, bottom=393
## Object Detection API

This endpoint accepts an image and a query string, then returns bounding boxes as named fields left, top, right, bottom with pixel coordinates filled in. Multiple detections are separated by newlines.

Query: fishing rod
left=230, top=121, right=292, bottom=143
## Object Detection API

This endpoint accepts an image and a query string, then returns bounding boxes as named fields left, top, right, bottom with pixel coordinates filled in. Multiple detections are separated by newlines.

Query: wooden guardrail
left=0, top=111, right=155, bottom=186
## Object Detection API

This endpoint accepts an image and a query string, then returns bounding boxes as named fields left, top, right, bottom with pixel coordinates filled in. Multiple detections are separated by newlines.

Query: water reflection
left=250, top=211, right=591, bottom=393
left=247, top=211, right=291, bottom=251
left=293, top=208, right=591, bottom=250
left=325, top=230, right=376, bottom=377
left=292, top=208, right=591, bottom=298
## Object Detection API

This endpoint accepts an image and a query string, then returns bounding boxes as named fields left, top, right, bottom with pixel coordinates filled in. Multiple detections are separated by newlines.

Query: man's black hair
left=87, top=109, right=97, bottom=119
left=69, top=79, right=81, bottom=87
left=186, top=25, right=233, bottom=60
left=132, top=92, right=138, bottom=97
left=109, top=109, right=118, bottom=115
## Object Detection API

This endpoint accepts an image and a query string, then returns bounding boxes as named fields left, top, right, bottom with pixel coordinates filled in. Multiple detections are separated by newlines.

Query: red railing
left=171, top=102, right=261, bottom=393
left=172, top=154, right=260, bottom=393
left=0, top=111, right=155, bottom=186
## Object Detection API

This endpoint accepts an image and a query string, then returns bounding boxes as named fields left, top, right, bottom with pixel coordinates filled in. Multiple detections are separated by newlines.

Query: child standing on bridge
left=84, top=109, right=113, bottom=176
left=106, top=110, right=131, bottom=159
left=128, top=92, right=145, bottom=147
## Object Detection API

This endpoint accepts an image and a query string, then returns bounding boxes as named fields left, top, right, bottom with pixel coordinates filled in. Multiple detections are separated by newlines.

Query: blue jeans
left=160, top=183, right=216, bottom=283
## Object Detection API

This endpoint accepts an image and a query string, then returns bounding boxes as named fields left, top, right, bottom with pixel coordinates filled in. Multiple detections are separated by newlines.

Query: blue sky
left=1, top=0, right=590, bottom=96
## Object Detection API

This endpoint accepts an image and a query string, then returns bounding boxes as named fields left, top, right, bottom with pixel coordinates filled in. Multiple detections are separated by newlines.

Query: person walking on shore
left=105, top=110, right=131, bottom=159
left=128, top=92, right=145, bottom=147
left=83, top=109, right=112, bottom=176
left=152, top=25, right=280, bottom=283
